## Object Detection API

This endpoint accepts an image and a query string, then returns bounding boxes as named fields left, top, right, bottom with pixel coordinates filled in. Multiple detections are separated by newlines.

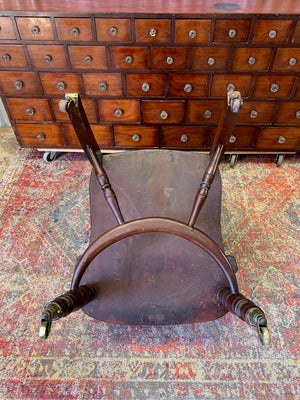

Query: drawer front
left=191, top=48, right=230, bottom=71
left=0, top=45, right=27, bottom=68
left=52, top=98, right=97, bottom=122
left=83, top=73, right=122, bottom=96
left=27, top=45, right=67, bottom=69
left=0, top=71, right=41, bottom=95
left=0, top=17, right=16, bottom=39
left=40, top=72, right=81, bottom=95
left=292, top=20, right=300, bottom=43
left=214, top=19, right=251, bottom=42
left=152, top=47, right=188, bottom=70
left=272, top=48, right=300, bottom=71
left=55, top=18, right=93, bottom=41
left=275, top=102, right=300, bottom=125
left=236, top=101, right=276, bottom=124
left=96, top=18, right=131, bottom=42
left=135, top=19, right=171, bottom=43
left=142, top=101, right=185, bottom=124
left=175, top=19, right=211, bottom=43
left=211, top=74, right=252, bottom=97
left=168, top=74, right=207, bottom=97
left=65, top=124, right=112, bottom=148
left=187, top=101, right=224, bottom=124
left=16, top=17, right=54, bottom=41
left=98, top=99, right=140, bottom=122
left=253, top=75, right=295, bottom=98
left=68, top=46, right=107, bottom=69
left=162, top=126, right=207, bottom=148
left=110, top=47, right=148, bottom=70
left=114, top=125, right=158, bottom=147
left=16, top=124, right=64, bottom=147
left=253, top=20, right=292, bottom=43
left=256, top=128, right=300, bottom=150
left=232, top=48, right=272, bottom=71
left=210, top=126, right=257, bottom=149
left=6, top=98, right=52, bottom=121
left=126, top=73, right=165, bottom=97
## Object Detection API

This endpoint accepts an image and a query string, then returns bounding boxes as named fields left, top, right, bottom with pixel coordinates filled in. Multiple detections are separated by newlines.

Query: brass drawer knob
left=189, top=30, right=197, bottom=39
left=295, top=110, right=300, bottom=119
left=207, top=57, right=215, bottom=65
left=26, top=107, right=35, bottom=116
left=84, top=55, right=92, bottom=63
left=14, top=80, right=23, bottom=90
left=184, top=83, right=192, bottom=93
left=2, top=53, right=11, bottom=62
left=166, top=56, right=173, bottom=65
left=270, top=83, right=279, bottom=93
left=248, top=56, right=256, bottom=65
left=37, top=132, right=45, bottom=140
left=160, top=110, right=168, bottom=120
left=278, top=135, right=286, bottom=144
left=44, top=55, right=52, bottom=62
left=149, top=28, right=157, bottom=37
left=289, top=58, right=297, bottom=66
left=204, top=109, right=212, bottom=119
left=250, top=110, right=258, bottom=119
left=180, top=134, right=188, bottom=143
left=142, top=82, right=150, bottom=92
left=115, top=108, right=123, bottom=117
left=229, top=135, right=237, bottom=143
left=31, top=26, right=40, bottom=34
left=125, top=55, right=133, bottom=64
left=57, top=81, right=66, bottom=91
left=71, top=27, right=80, bottom=36
left=227, top=83, right=235, bottom=91
left=132, top=134, right=140, bottom=142
left=109, top=27, right=118, bottom=36
left=268, top=30, right=277, bottom=39
left=99, top=81, right=107, bottom=91
left=228, top=29, right=237, bottom=38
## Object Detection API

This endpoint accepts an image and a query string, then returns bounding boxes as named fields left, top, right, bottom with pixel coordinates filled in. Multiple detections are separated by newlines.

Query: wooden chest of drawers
left=0, top=0, right=300, bottom=153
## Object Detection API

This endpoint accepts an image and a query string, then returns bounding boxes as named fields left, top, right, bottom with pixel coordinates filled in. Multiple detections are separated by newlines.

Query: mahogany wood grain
left=39, top=72, right=81, bottom=95
left=151, top=47, right=188, bottom=70
left=16, top=17, right=54, bottom=40
left=64, top=124, right=112, bottom=148
left=0, top=45, right=27, bottom=68
left=187, top=101, right=224, bottom=124
left=210, top=74, right=252, bottom=97
left=275, top=102, right=300, bottom=125
left=68, top=45, right=107, bottom=69
left=126, top=73, right=165, bottom=97
left=168, top=74, right=207, bottom=97
left=175, top=19, right=211, bottom=43
left=256, top=128, right=300, bottom=150
left=55, top=18, right=93, bottom=41
left=209, top=126, right=257, bottom=149
left=96, top=18, right=131, bottom=42
left=52, top=98, right=97, bottom=122
left=252, top=20, right=293, bottom=43
left=27, top=44, right=67, bottom=69
left=98, top=99, right=139, bottom=122
left=114, top=125, right=158, bottom=147
left=161, top=126, right=207, bottom=148
left=0, top=17, right=16, bottom=39
left=16, top=123, right=64, bottom=147
left=236, top=101, right=276, bottom=124
left=0, top=71, right=42, bottom=95
left=252, top=75, right=296, bottom=98
left=135, top=19, right=171, bottom=43
left=231, top=48, right=272, bottom=71
left=82, top=72, right=123, bottom=97
left=292, top=20, right=300, bottom=43
left=272, top=48, right=300, bottom=72
left=214, top=19, right=251, bottom=42
left=110, top=46, right=148, bottom=70
left=6, top=98, right=52, bottom=121
left=190, top=48, right=230, bottom=71
left=142, top=100, right=185, bottom=124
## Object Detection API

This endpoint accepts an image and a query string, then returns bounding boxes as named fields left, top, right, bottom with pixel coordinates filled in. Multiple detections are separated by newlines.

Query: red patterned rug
left=0, top=149, right=299, bottom=400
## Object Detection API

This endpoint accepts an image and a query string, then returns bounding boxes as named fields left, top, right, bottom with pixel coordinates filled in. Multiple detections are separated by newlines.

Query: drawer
left=152, top=47, right=188, bottom=70
left=210, top=126, right=257, bottom=149
left=252, top=20, right=292, bottom=43
left=175, top=19, right=211, bottom=43
left=0, top=17, right=16, bottom=39
left=169, top=74, right=207, bottom=97
left=27, top=45, right=67, bottom=69
left=114, top=125, right=158, bottom=147
left=52, top=98, right=97, bottom=122
left=65, top=124, right=112, bottom=148
left=256, top=128, right=300, bottom=150
left=0, top=45, right=27, bottom=68
left=187, top=101, right=224, bottom=124
left=16, top=124, right=64, bottom=147
left=110, top=47, right=148, bottom=70
left=96, top=18, right=131, bottom=42
left=142, top=100, right=185, bottom=124
left=214, top=19, right=251, bottom=42
left=232, top=48, right=272, bottom=71
left=126, top=73, right=165, bottom=97
left=162, top=126, right=207, bottom=148
left=275, top=102, right=300, bottom=125
left=0, top=71, right=41, bottom=95
left=16, top=17, right=54, bottom=41
left=296, top=81, right=300, bottom=98
left=68, top=46, right=107, bottom=69
left=40, top=72, right=81, bottom=95
left=135, top=19, right=171, bottom=43
left=272, top=48, right=300, bottom=71
left=98, top=99, right=139, bottom=122
left=211, top=74, right=252, bottom=97
left=236, top=101, right=276, bottom=124
left=252, top=75, right=295, bottom=98
left=6, top=98, right=52, bottom=121
left=55, top=18, right=93, bottom=41
left=292, top=20, right=300, bottom=43
left=83, top=73, right=122, bottom=96
left=191, top=48, right=230, bottom=71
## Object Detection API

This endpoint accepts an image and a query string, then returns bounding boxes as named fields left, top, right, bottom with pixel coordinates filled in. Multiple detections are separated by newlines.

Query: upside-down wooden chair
left=39, top=90, right=270, bottom=345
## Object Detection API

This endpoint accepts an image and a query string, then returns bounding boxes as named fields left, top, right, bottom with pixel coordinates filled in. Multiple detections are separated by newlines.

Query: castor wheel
left=43, top=151, right=60, bottom=164
left=275, top=154, right=285, bottom=167
left=228, top=154, right=238, bottom=168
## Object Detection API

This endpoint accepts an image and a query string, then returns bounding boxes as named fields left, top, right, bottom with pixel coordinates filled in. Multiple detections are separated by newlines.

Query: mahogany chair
left=39, top=91, right=270, bottom=345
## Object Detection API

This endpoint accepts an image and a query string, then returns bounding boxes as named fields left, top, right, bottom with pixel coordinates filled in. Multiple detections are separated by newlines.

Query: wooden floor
left=0, top=127, right=19, bottom=178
